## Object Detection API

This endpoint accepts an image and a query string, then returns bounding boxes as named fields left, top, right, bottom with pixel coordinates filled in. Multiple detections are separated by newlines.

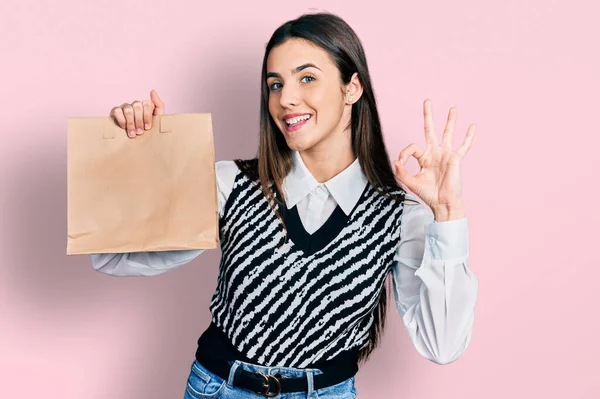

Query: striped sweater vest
left=208, top=160, right=406, bottom=368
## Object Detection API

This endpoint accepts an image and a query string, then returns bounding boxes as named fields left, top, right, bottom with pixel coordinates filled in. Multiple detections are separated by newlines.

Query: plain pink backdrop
left=1, top=0, right=598, bottom=398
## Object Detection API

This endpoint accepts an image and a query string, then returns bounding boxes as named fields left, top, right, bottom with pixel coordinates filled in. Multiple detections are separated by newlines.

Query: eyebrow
left=266, top=63, right=321, bottom=79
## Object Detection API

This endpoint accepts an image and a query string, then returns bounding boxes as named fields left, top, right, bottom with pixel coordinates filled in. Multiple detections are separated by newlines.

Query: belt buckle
left=255, top=371, right=281, bottom=397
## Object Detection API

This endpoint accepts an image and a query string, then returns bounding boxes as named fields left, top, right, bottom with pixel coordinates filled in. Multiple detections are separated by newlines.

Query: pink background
left=1, top=0, right=598, bottom=398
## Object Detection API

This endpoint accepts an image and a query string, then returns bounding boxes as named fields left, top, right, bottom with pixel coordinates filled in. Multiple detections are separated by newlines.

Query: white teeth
left=285, top=115, right=311, bottom=125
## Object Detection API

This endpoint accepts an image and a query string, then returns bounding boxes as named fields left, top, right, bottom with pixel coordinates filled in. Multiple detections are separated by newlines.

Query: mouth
left=284, top=114, right=312, bottom=132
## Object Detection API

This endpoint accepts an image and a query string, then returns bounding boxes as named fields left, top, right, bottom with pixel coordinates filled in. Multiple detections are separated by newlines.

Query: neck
left=299, top=140, right=355, bottom=183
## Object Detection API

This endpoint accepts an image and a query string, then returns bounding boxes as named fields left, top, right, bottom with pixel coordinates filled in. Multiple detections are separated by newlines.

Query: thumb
left=150, top=89, right=165, bottom=115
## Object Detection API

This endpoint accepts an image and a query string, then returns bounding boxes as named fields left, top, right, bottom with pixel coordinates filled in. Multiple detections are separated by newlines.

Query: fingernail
left=137, top=128, right=142, bottom=134
left=129, top=131, right=135, bottom=137
left=145, top=123, right=150, bottom=130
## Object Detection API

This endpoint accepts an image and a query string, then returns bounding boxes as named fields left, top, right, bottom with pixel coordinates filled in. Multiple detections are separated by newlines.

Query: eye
left=267, top=75, right=315, bottom=91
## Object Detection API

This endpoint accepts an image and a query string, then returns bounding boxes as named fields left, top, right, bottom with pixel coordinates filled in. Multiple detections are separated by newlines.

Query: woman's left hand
left=393, top=99, right=475, bottom=219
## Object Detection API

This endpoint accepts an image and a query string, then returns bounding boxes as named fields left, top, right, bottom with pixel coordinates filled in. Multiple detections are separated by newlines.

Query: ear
left=345, top=72, right=364, bottom=104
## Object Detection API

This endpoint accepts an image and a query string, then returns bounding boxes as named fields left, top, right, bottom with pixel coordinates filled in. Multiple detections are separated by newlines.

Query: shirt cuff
left=424, top=217, right=469, bottom=260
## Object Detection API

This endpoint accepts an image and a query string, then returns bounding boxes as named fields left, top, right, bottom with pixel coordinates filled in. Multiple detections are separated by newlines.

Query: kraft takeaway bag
left=66, top=113, right=219, bottom=255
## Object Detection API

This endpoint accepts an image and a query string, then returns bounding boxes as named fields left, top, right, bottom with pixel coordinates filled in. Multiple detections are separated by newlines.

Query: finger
left=397, top=143, right=425, bottom=165
left=151, top=90, right=165, bottom=115
left=456, top=124, right=476, bottom=159
left=110, top=105, right=127, bottom=130
left=122, top=104, right=136, bottom=138
left=132, top=101, right=144, bottom=135
left=393, top=157, right=418, bottom=192
left=441, top=106, right=457, bottom=147
left=423, top=99, right=438, bottom=147
left=142, top=100, right=154, bottom=130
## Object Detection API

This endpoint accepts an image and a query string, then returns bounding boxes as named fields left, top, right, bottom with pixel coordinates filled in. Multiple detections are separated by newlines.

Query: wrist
left=432, top=203, right=466, bottom=222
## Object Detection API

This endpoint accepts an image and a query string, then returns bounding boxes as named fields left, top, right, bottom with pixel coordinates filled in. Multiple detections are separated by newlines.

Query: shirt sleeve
left=89, top=160, right=239, bottom=276
left=391, top=193, right=478, bottom=364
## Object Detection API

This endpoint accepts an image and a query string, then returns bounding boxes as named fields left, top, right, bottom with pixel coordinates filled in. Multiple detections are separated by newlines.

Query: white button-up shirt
left=90, top=150, right=478, bottom=365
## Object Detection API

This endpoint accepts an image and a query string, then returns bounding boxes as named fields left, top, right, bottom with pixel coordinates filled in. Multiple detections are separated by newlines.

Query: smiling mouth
left=284, top=115, right=312, bottom=126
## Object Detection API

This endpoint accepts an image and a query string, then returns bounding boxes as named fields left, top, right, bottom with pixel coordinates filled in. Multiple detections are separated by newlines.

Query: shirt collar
left=283, top=150, right=369, bottom=215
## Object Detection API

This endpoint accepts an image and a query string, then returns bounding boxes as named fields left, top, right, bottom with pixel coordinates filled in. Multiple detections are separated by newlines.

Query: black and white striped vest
left=207, top=160, right=405, bottom=368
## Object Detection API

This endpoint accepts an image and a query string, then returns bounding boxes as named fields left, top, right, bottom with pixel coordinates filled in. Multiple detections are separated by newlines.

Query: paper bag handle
left=103, top=115, right=173, bottom=139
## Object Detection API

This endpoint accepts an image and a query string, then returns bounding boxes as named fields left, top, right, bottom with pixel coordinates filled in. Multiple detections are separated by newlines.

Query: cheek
left=268, top=96, right=280, bottom=122
left=312, top=87, right=341, bottom=113
left=312, top=97, right=342, bottom=126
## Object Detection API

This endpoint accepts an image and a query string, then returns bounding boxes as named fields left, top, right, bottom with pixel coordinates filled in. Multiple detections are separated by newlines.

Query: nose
left=279, top=82, right=301, bottom=108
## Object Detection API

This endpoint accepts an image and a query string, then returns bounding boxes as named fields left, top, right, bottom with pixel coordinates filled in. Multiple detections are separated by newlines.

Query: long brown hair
left=237, top=11, right=420, bottom=366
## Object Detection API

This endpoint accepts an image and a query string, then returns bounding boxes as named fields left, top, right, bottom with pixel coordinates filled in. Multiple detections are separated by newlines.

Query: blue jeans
left=183, top=358, right=357, bottom=398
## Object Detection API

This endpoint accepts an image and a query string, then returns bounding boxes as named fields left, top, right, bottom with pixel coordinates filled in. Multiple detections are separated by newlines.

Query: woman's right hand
left=109, top=90, right=165, bottom=138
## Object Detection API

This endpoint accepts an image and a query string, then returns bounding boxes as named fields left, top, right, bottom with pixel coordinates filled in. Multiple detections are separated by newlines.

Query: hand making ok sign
left=394, top=99, right=476, bottom=217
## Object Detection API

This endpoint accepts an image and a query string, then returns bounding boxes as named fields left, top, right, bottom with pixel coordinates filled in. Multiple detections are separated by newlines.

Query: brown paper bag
left=66, top=113, right=219, bottom=255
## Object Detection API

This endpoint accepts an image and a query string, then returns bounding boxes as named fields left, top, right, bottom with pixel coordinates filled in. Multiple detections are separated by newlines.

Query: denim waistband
left=226, top=359, right=324, bottom=396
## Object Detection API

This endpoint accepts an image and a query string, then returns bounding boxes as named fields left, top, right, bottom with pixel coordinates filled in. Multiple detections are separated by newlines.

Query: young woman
left=92, top=12, right=478, bottom=399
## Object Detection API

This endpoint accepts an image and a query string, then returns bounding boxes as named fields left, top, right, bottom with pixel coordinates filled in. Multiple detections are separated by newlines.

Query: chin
left=282, top=136, right=319, bottom=152
left=278, top=123, right=324, bottom=152
left=284, top=141, right=309, bottom=152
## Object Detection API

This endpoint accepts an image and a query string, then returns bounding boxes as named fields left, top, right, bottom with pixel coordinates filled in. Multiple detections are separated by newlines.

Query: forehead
left=266, top=38, right=335, bottom=74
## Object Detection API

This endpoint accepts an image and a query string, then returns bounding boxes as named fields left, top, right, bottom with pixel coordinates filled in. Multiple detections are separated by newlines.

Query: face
left=266, top=38, right=360, bottom=153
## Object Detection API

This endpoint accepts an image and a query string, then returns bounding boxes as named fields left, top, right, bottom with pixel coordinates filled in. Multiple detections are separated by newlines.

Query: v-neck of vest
left=274, top=182, right=371, bottom=257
